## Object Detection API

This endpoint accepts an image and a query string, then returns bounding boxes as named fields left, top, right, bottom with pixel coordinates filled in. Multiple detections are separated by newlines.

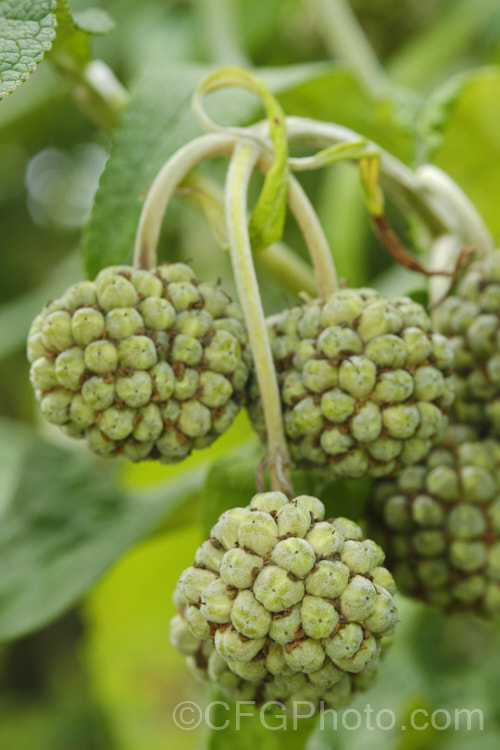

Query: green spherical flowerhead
left=27, top=264, right=251, bottom=462
left=433, top=249, right=500, bottom=434
left=369, top=425, right=500, bottom=618
left=171, top=492, right=397, bottom=710
left=247, top=288, right=453, bottom=480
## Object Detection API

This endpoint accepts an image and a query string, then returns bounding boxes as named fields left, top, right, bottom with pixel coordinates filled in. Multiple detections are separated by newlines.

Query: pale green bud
left=42, top=311, right=74, bottom=352
left=118, top=336, right=157, bottom=370
left=71, top=308, right=105, bottom=346
left=55, top=347, right=85, bottom=390
left=170, top=614, right=200, bottom=656
left=268, top=605, right=302, bottom=645
left=323, top=622, right=363, bottom=661
left=200, top=578, right=233, bottom=623
left=271, top=537, right=316, bottom=577
left=249, top=491, right=288, bottom=513
left=340, top=575, right=377, bottom=621
left=30, top=357, right=58, bottom=391
left=133, top=403, right=163, bottom=441
left=40, top=388, right=72, bottom=424
left=81, top=376, right=115, bottom=410
left=231, top=590, right=272, bottom=638
left=301, top=595, right=339, bottom=638
left=214, top=626, right=265, bottom=663
left=284, top=638, right=325, bottom=673
left=116, top=370, right=152, bottom=408
left=305, top=560, right=350, bottom=599
left=253, top=565, right=305, bottom=611
left=219, top=547, right=263, bottom=588
left=338, top=356, right=377, bottom=399
left=238, top=511, right=278, bottom=556
left=181, top=566, right=217, bottom=603
left=204, top=330, right=241, bottom=374
left=178, top=400, right=211, bottom=438
left=199, top=371, right=232, bottom=408
left=194, top=540, right=225, bottom=572
left=185, top=604, right=211, bottom=639
left=99, top=406, right=135, bottom=440
left=84, top=340, right=118, bottom=374
left=96, top=274, right=138, bottom=311
left=211, top=508, right=250, bottom=550
left=276, top=503, right=312, bottom=538
left=305, top=522, right=344, bottom=557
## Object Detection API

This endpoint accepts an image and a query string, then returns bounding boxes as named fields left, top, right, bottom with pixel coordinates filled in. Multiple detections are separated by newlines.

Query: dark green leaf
left=207, top=696, right=317, bottom=750
left=0, top=420, right=205, bottom=641
left=202, top=444, right=262, bottom=536
left=0, top=0, right=57, bottom=99
left=47, top=0, right=91, bottom=69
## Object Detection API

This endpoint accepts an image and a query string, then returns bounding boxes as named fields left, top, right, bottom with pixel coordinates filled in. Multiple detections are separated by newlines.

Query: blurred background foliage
left=1, top=0, right=500, bottom=748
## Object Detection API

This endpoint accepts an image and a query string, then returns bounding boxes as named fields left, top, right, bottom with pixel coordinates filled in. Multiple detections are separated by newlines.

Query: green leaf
left=72, top=7, right=115, bottom=36
left=419, top=67, right=500, bottom=240
left=0, top=421, right=205, bottom=641
left=202, top=445, right=262, bottom=536
left=207, top=699, right=317, bottom=750
left=0, top=0, right=57, bottom=99
left=80, top=62, right=356, bottom=279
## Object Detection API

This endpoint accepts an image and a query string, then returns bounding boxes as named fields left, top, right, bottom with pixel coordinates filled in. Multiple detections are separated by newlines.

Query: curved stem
left=263, top=157, right=338, bottom=298
left=225, top=140, right=293, bottom=495
left=428, top=234, right=464, bottom=307
left=284, top=117, right=451, bottom=236
left=417, top=165, right=494, bottom=259
left=133, top=133, right=237, bottom=269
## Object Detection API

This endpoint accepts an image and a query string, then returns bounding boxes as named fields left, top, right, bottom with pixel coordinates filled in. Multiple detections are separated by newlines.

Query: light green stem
left=284, top=116, right=494, bottom=251
left=133, top=133, right=237, bottom=269
left=225, top=141, right=292, bottom=494
left=181, top=171, right=317, bottom=295
left=428, top=234, right=464, bottom=307
left=416, top=165, right=494, bottom=259
left=313, top=0, right=390, bottom=98
left=257, top=243, right=316, bottom=298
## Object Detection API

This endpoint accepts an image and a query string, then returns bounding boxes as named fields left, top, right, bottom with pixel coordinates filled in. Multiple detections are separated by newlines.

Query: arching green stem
left=133, top=133, right=237, bottom=269
left=417, top=165, right=494, bottom=259
left=225, top=140, right=293, bottom=495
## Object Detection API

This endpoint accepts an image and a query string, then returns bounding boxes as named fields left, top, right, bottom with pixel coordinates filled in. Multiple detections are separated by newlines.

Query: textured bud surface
left=28, top=264, right=251, bottom=462
left=171, top=492, right=397, bottom=709
left=369, top=425, right=500, bottom=617
left=247, top=289, right=453, bottom=479
left=433, top=250, right=500, bottom=434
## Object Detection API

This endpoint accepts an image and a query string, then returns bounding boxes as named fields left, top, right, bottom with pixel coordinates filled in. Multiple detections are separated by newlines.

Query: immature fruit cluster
left=369, top=425, right=500, bottom=617
left=433, top=249, right=500, bottom=434
left=247, top=289, right=454, bottom=479
left=171, top=492, right=397, bottom=708
left=27, top=264, right=251, bottom=462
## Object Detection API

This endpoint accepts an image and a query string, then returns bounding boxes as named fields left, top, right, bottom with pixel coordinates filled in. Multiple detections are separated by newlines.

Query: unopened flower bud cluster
left=433, top=249, right=500, bottom=435
left=369, top=425, right=500, bottom=617
left=27, top=264, right=251, bottom=462
left=247, top=289, right=454, bottom=480
left=171, top=492, right=397, bottom=708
